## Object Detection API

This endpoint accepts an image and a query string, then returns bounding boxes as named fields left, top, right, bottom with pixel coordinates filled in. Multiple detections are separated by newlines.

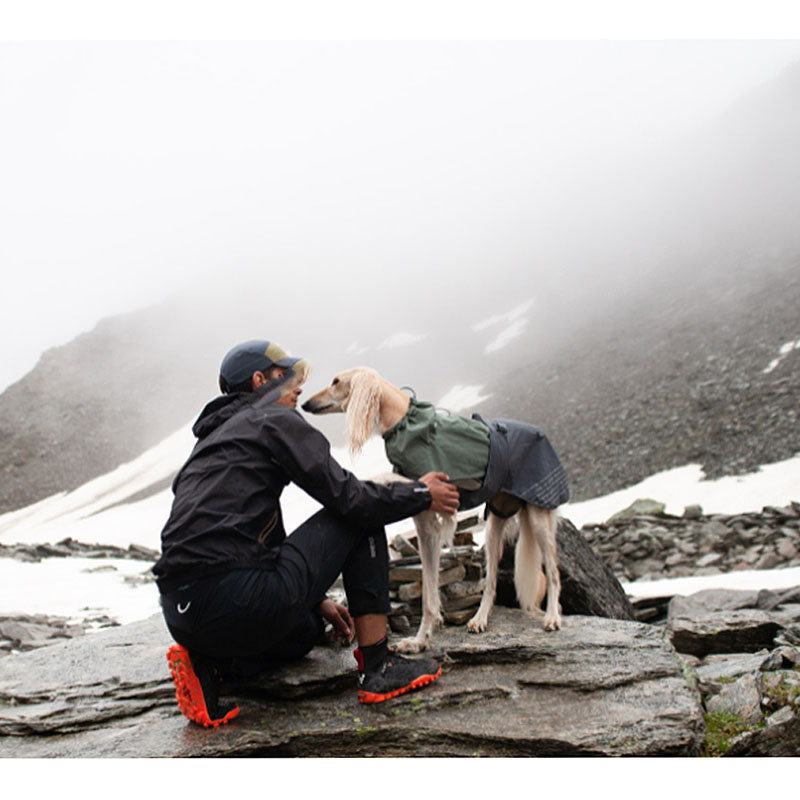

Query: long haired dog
left=303, top=367, right=565, bottom=654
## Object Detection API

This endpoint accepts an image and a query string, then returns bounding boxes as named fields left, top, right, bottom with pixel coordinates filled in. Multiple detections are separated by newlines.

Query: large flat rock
left=0, top=609, right=703, bottom=757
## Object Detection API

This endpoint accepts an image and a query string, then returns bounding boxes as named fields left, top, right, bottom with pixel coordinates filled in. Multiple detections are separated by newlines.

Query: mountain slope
left=1, top=62, right=799, bottom=513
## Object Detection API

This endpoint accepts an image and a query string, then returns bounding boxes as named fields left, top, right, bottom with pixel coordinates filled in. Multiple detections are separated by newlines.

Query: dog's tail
left=514, top=509, right=549, bottom=614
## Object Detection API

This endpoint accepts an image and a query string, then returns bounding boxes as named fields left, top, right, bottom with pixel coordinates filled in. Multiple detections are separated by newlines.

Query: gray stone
left=706, top=673, right=763, bottom=724
left=606, top=498, right=666, bottom=524
left=391, top=533, right=418, bottom=557
left=397, top=583, right=422, bottom=602
left=0, top=610, right=704, bottom=757
left=688, top=588, right=760, bottom=610
left=766, top=705, right=795, bottom=727
left=696, top=653, right=772, bottom=683
left=667, top=596, right=782, bottom=657
left=696, top=552, right=723, bottom=568
left=759, top=650, right=786, bottom=671
left=772, top=645, right=799, bottom=667
left=702, top=520, right=732, bottom=540
left=388, top=615, right=410, bottom=633
left=755, top=552, right=781, bottom=570
left=683, top=505, right=703, bottom=519
left=740, top=547, right=762, bottom=564
left=725, top=713, right=800, bottom=756
left=777, top=586, right=800, bottom=606
left=777, top=540, right=799, bottom=559
left=630, top=558, right=665, bottom=579
left=675, top=539, right=698, bottom=556
left=756, top=589, right=782, bottom=611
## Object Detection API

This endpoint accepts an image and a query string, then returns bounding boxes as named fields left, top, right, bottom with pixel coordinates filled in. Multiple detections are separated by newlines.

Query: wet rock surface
left=0, top=609, right=703, bottom=757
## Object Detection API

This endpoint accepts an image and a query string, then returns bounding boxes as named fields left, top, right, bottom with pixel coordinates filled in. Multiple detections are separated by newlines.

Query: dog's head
left=302, top=367, right=383, bottom=455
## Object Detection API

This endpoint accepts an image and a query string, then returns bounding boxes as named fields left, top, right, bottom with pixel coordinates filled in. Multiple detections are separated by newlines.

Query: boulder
left=705, top=673, right=764, bottom=724
left=725, top=714, right=800, bottom=757
left=606, top=498, right=666, bottom=523
left=497, top=517, right=636, bottom=621
left=0, top=610, right=704, bottom=757
left=667, top=595, right=783, bottom=657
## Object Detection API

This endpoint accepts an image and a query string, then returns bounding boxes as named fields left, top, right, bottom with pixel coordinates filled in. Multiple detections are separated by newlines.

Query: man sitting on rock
left=153, top=340, right=459, bottom=727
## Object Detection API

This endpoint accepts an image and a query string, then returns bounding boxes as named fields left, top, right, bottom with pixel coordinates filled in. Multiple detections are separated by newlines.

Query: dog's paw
left=543, top=612, right=561, bottom=631
left=394, top=636, right=426, bottom=654
left=467, top=613, right=488, bottom=633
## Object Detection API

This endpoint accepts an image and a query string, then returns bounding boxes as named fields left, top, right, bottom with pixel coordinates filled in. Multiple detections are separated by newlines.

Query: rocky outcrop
left=0, top=538, right=160, bottom=564
left=668, top=595, right=783, bottom=658
left=0, top=609, right=704, bottom=757
left=663, top=587, right=800, bottom=756
left=581, top=501, right=800, bottom=586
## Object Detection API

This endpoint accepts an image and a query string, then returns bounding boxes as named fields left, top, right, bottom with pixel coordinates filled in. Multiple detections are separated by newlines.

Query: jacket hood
left=192, top=364, right=310, bottom=439
left=192, top=392, right=251, bottom=439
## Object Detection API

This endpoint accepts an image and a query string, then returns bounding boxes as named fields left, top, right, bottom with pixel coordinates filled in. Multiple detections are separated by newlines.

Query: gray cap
left=219, top=340, right=300, bottom=390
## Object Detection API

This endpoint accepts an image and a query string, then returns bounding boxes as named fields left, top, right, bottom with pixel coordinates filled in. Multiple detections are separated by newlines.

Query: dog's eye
left=332, top=378, right=339, bottom=386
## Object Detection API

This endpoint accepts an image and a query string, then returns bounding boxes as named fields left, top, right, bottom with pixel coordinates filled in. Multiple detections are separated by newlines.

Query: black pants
left=160, top=509, right=390, bottom=679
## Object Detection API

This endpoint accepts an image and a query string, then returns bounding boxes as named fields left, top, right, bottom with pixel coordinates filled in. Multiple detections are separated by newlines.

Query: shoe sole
left=166, top=644, right=240, bottom=728
left=357, top=664, right=442, bottom=704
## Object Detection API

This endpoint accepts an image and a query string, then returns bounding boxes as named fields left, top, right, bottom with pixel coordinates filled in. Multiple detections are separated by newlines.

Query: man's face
left=268, top=366, right=303, bottom=409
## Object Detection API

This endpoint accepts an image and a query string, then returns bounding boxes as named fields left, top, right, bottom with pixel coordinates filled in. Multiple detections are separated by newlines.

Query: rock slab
left=0, top=609, right=703, bottom=758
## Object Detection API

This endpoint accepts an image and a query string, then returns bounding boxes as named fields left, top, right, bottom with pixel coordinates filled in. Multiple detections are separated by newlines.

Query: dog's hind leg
left=515, top=508, right=547, bottom=622
left=526, top=506, right=562, bottom=631
left=467, top=512, right=508, bottom=633
left=394, top=510, right=453, bottom=654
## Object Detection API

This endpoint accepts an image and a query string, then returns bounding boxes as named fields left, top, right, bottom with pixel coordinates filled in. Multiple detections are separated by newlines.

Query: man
left=154, top=340, right=459, bottom=727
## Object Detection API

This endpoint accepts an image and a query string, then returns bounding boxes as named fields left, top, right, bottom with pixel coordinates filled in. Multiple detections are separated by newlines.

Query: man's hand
left=419, top=471, right=460, bottom=515
left=317, top=598, right=355, bottom=643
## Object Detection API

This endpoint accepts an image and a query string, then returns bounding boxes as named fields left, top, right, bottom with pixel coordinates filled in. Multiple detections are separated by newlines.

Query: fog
left=3, top=39, right=800, bottom=393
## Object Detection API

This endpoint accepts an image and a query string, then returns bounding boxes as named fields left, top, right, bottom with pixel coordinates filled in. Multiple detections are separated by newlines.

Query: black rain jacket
left=153, top=383, right=432, bottom=592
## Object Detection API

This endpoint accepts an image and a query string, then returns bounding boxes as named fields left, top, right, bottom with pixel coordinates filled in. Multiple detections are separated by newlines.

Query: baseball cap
left=219, top=340, right=302, bottom=390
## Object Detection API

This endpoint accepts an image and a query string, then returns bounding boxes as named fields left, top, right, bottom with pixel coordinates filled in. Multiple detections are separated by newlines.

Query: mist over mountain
left=1, top=59, right=798, bottom=516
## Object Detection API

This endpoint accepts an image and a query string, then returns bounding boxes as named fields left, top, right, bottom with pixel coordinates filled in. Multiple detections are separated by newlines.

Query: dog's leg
left=394, top=510, right=452, bottom=654
left=467, top=512, right=508, bottom=633
left=527, top=506, right=562, bottom=631
left=515, top=508, right=547, bottom=622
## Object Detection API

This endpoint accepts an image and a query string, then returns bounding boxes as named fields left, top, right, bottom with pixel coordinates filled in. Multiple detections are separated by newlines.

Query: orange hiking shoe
left=167, top=644, right=240, bottom=728
left=354, top=647, right=442, bottom=704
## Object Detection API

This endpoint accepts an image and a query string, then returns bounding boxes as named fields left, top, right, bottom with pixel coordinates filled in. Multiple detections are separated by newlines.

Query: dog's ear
left=345, top=369, right=382, bottom=456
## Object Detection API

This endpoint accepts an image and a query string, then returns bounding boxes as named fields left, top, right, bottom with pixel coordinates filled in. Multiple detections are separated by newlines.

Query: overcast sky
left=2, top=31, right=800, bottom=392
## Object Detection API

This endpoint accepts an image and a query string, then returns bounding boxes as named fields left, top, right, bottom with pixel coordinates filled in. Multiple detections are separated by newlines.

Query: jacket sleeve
left=261, top=410, right=432, bottom=526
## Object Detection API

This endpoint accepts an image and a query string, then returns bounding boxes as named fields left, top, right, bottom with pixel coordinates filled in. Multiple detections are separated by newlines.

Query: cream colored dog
left=303, top=367, right=561, bottom=654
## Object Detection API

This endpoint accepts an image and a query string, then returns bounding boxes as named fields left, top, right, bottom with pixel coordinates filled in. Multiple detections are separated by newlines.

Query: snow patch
left=472, top=299, right=534, bottom=331
left=484, top=317, right=527, bottom=353
left=1, top=557, right=159, bottom=625
left=563, top=454, right=800, bottom=528
left=436, top=384, right=493, bottom=412
left=762, top=338, right=800, bottom=374
left=0, top=425, right=195, bottom=549
left=623, top=566, right=800, bottom=600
